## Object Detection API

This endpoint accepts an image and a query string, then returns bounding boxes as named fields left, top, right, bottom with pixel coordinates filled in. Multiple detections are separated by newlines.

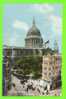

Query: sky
left=3, top=4, right=63, bottom=53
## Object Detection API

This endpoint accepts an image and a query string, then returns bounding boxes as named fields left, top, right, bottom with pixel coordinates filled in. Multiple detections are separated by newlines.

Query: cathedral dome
left=25, top=17, right=43, bottom=48
left=27, top=18, right=41, bottom=37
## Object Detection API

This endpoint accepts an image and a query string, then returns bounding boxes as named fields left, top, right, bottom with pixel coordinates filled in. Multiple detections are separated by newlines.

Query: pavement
left=8, top=75, right=61, bottom=96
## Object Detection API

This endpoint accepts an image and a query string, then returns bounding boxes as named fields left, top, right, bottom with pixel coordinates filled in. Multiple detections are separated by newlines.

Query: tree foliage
left=12, top=55, right=42, bottom=79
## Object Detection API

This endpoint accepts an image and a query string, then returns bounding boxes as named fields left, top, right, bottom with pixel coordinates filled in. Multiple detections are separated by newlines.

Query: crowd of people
left=8, top=75, right=61, bottom=96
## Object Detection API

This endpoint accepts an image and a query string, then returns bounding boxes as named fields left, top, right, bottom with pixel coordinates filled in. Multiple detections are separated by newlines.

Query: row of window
left=44, top=67, right=51, bottom=70
left=44, top=72, right=52, bottom=76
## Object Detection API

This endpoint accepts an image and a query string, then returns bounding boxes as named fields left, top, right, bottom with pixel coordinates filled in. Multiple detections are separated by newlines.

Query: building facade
left=42, top=53, right=61, bottom=84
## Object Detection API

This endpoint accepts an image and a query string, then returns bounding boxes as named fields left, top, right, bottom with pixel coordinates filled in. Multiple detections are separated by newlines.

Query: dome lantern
left=33, top=16, right=35, bottom=26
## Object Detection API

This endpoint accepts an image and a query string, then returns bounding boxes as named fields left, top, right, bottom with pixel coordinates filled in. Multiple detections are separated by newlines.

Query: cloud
left=13, top=20, right=29, bottom=32
left=33, top=4, right=54, bottom=14
left=10, top=32, right=18, bottom=45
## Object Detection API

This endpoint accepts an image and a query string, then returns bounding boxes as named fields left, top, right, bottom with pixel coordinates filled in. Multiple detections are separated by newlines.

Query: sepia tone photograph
left=3, top=4, right=62, bottom=96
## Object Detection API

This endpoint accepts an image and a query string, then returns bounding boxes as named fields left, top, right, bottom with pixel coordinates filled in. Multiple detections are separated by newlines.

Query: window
left=49, top=72, right=51, bottom=76
left=44, top=67, right=47, bottom=70
left=49, top=67, right=51, bottom=70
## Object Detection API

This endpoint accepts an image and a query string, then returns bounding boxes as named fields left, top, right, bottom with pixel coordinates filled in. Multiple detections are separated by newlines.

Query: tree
left=12, top=55, right=42, bottom=79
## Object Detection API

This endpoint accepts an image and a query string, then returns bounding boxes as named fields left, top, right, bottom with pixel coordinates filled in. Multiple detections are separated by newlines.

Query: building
left=42, top=53, right=61, bottom=86
left=3, top=18, right=45, bottom=58
left=3, top=56, right=11, bottom=95
left=3, top=18, right=54, bottom=59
